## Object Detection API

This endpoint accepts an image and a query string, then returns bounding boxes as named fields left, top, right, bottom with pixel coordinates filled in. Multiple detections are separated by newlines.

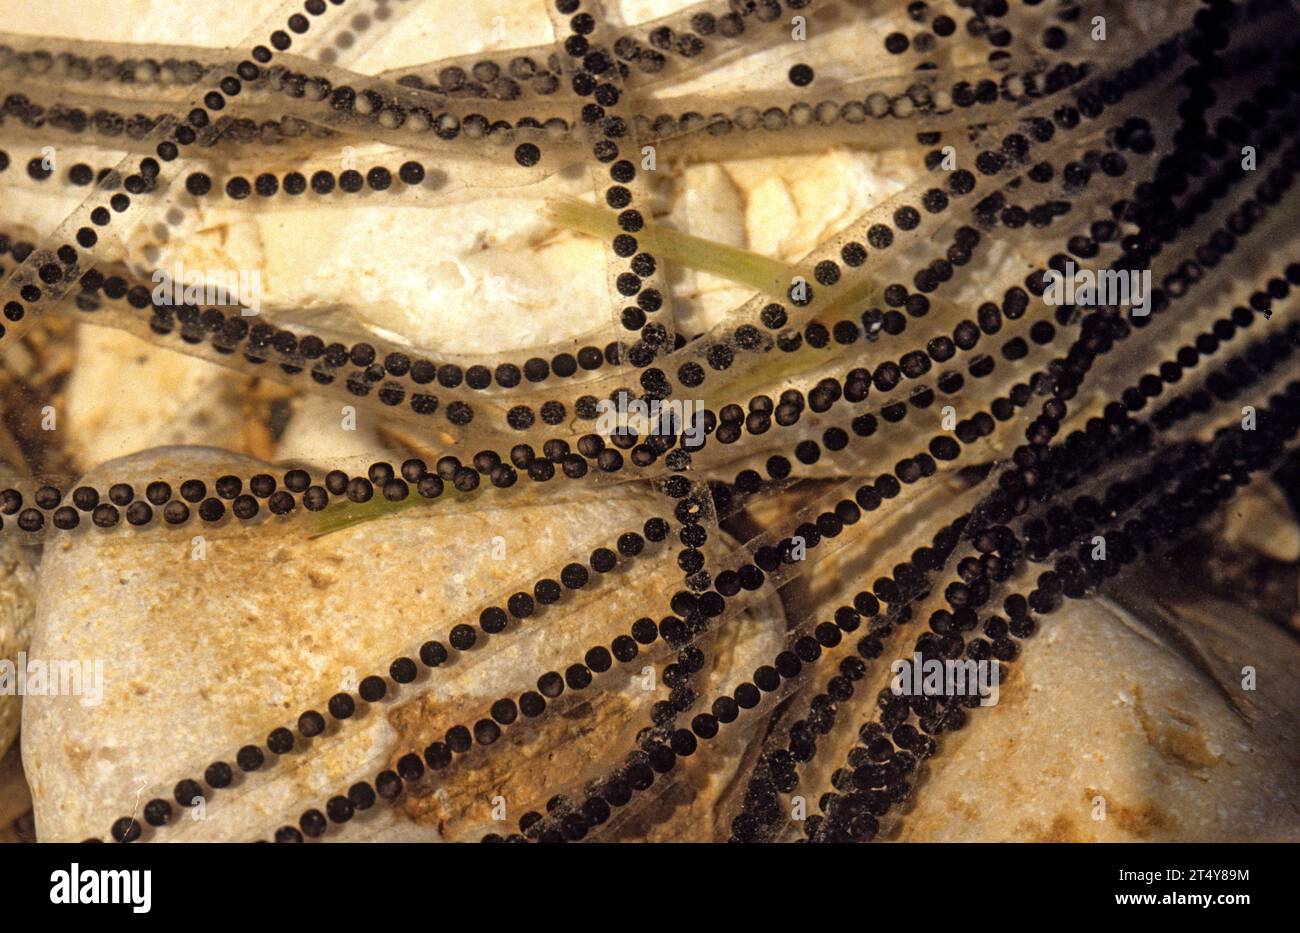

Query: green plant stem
left=546, top=197, right=796, bottom=295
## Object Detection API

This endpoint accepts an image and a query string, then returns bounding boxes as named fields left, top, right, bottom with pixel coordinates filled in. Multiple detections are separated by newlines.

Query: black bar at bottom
left=0, top=841, right=1289, bottom=918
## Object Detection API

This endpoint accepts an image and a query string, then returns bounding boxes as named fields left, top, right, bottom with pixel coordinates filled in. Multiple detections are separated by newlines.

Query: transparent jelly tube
left=0, top=0, right=370, bottom=350
left=379, top=0, right=839, bottom=105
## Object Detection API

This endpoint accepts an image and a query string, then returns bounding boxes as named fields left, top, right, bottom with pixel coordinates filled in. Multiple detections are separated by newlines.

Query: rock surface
left=736, top=482, right=1300, bottom=842
left=22, top=446, right=784, bottom=841
left=0, top=470, right=39, bottom=759
left=1220, top=478, right=1300, bottom=563
left=64, top=326, right=251, bottom=469
left=893, top=592, right=1300, bottom=841
left=4, top=0, right=921, bottom=358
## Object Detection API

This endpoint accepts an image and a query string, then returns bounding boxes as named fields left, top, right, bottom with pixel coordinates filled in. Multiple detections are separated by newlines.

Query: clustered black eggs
left=3, top=0, right=1297, bottom=844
